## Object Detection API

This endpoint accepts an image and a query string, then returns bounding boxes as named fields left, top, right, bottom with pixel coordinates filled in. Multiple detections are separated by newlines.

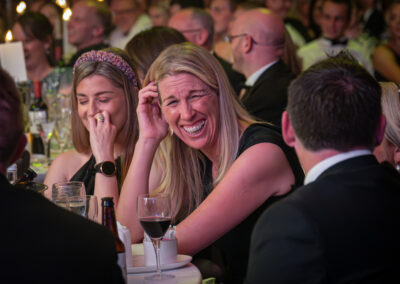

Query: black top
left=197, top=123, right=304, bottom=283
left=70, top=155, right=122, bottom=195
left=374, top=45, right=400, bottom=82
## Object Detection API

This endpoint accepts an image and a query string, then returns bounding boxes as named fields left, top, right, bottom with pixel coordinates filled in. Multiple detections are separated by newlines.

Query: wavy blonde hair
left=380, top=82, right=400, bottom=149
left=144, top=43, right=256, bottom=222
left=71, top=48, right=139, bottom=182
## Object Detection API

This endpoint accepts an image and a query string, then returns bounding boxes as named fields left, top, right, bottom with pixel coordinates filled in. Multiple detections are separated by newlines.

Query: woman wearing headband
left=44, top=48, right=139, bottom=210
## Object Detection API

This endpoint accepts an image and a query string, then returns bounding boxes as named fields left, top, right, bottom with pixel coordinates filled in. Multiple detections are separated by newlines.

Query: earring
left=396, top=163, right=400, bottom=172
left=169, top=127, right=174, bottom=136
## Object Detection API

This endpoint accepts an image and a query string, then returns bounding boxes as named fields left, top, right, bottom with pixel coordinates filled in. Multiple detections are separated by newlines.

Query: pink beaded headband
left=73, top=50, right=138, bottom=88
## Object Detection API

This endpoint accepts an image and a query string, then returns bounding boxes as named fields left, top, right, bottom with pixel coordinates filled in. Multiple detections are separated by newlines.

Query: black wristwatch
left=94, top=161, right=116, bottom=177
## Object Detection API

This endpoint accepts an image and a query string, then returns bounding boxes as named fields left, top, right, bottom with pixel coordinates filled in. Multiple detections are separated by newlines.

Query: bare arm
left=117, top=82, right=168, bottom=242
left=373, top=45, right=400, bottom=83
left=176, top=142, right=295, bottom=255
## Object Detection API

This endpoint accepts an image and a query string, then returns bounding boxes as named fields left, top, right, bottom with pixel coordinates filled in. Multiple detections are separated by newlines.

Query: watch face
left=101, top=162, right=116, bottom=175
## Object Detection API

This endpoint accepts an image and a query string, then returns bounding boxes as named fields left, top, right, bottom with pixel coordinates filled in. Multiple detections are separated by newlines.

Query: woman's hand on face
left=88, top=111, right=117, bottom=162
left=137, top=82, right=168, bottom=142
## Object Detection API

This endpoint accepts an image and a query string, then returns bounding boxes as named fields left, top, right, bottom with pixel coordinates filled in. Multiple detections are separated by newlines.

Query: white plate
left=127, top=254, right=192, bottom=274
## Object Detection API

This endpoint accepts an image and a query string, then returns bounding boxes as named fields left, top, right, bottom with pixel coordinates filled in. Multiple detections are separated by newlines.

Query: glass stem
left=152, top=238, right=162, bottom=278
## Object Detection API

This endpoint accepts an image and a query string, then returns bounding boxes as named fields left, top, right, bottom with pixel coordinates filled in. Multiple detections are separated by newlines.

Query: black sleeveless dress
left=196, top=123, right=304, bottom=283
left=69, top=155, right=122, bottom=195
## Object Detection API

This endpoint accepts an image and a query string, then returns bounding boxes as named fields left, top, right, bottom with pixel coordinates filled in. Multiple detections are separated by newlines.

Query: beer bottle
left=101, top=197, right=127, bottom=282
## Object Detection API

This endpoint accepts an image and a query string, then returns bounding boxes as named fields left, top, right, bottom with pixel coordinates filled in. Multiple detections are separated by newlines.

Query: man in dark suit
left=246, top=51, right=400, bottom=283
left=229, top=8, right=295, bottom=128
left=0, top=68, right=124, bottom=283
left=168, top=7, right=246, bottom=96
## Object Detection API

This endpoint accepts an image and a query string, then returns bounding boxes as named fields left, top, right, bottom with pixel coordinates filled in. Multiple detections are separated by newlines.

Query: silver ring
left=95, top=113, right=104, bottom=122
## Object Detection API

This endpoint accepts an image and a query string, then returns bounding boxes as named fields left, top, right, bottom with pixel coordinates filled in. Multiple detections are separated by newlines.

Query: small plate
left=127, top=254, right=192, bottom=274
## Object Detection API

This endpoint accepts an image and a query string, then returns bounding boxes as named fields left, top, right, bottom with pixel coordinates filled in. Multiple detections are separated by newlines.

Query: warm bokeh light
left=97, top=0, right=104, bottom=2
left=62, top=7, right=72, bottom=21
left=16, top=1, right=27, bottom=14
left=5, top=30, right=13, bottom=42
left=56, top=0, right=67, bottom=8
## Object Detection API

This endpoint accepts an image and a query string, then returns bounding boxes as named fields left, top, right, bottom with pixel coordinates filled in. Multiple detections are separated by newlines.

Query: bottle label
left=118, top=252, right=127, bottom=282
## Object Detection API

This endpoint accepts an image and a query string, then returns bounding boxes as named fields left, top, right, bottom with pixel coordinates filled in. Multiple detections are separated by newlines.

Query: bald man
left=229, top=8, right=295, bottom=128
left=168, top=8, right=245, bottom=95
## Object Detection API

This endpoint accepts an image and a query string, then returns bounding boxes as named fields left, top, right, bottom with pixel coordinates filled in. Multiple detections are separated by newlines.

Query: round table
left=127, top=244, right=202, bottom=284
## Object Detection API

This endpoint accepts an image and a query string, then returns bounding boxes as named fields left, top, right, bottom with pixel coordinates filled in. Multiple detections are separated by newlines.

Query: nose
left=87, top=100, right=98, bottom=117
left=179, top=101, right=195, bottom=120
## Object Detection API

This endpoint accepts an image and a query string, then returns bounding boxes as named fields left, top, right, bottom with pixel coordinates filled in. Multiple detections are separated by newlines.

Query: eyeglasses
left=224, top=33, right=247, bottom=43
left=224, top=33, right=260, bottom=44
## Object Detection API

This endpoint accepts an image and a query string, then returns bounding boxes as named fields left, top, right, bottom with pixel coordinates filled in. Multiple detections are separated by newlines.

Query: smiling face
left=76, top=74, right=127, bottom=133
left=12, top=23, right=50, bottom=71
left=158, top=73, right=220, bottom=153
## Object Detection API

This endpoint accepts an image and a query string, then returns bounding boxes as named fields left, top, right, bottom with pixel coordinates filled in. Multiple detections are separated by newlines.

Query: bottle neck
left=102, top=206, right=120, bottom=240
left=33, top=81, right=42, bottom=99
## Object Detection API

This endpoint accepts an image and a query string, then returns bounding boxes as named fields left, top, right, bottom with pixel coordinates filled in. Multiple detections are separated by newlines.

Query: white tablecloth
left=128, top=244, right=202, bottom=284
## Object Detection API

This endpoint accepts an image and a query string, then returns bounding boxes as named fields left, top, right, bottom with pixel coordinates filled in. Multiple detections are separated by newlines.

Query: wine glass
left=137, top=194, right=174, bottom=281
left=38, top=119, right=56, bottom=163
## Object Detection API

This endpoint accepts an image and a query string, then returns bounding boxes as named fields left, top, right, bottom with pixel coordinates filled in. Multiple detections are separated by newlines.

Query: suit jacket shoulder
left=0, top=175, right=124, bottom=284
left=241, top=60, right=295, bottom=127
left=246, top=156, right=400, bottom=283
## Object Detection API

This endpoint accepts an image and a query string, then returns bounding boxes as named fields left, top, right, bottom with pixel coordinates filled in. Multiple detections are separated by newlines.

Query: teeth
left=183, top=121, right=205, bottom=134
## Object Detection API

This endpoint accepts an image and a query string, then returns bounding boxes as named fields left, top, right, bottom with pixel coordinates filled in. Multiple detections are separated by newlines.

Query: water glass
left=52, top=181, right=86, bottom=208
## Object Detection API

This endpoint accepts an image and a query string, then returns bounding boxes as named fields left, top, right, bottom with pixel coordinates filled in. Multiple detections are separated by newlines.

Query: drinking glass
left=66, top=195, right=86, bottom=216
left=84, top=195, right=98, bottom=221
left=137, top=194, right=174, bottom=281
left=52, top=181, right=86, bottom=208
left=38, top=119, right=56, bottom=162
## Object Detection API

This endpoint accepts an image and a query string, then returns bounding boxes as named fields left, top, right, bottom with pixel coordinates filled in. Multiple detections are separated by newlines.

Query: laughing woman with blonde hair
left=117, top=42, right=303, bottom=282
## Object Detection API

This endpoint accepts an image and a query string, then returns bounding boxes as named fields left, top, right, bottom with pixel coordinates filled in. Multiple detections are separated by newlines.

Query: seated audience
left=13, top=12, right=72, bottom=103
left=148, top=0, right=171, bottom=27
left=125, top=26, right=186, bottom=84
left=66, top=0, right=112, bottom=67
left=109, top=0, right=152, bottom=49
left=265, top=0, right=312, bottom=47
left=374, top=82, right=400, bottom=169
left=168, top=7, right=245, bottom=95
left=246, top=51, right=400, bottom=283
left=209, top=0, right=235, bottom=62
left=117, top=42, right=304, bottom=283
left=228, top=8, right=296, bottom=128
left=44, top=48, right=139, bottom=209
left=0, top=67, right=124, bottom=284
left=373, top=1, right=400, bottom=82
left=297, top=0, right=372, bottom=72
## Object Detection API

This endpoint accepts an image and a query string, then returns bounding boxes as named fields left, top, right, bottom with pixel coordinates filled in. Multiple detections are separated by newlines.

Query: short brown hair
left=287, top=51, right=381, bottom=151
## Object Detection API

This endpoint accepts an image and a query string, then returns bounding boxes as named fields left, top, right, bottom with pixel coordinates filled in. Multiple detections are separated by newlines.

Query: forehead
left=211, top=0, right=231, bottom=9
left=169, top=11, right=195, bottom=28
left=322, top=1, right=348, bottom=17
left=158, top=73, right=209, bottom=97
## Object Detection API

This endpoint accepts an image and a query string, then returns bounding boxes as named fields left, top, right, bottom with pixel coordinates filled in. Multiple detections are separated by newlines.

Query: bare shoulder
left=373, top=44, right=395, bottom=60
left=45, top=151, right=91, bottom=185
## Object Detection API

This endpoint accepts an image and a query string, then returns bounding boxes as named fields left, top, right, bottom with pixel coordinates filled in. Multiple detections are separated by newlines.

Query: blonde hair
left=71, top=48, right=139, bottom=182
left=144, top=42, right=256, bottom=221
left=380, top=82, right=400, bottom=148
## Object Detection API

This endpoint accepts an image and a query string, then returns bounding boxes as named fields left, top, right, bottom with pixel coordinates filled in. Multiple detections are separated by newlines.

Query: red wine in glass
left=139, top=217, right=171, bottom=239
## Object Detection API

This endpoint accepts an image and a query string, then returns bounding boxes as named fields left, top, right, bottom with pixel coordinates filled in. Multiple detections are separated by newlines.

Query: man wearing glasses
left=228, top=8, right=295, bottom=128
left=168, top=8, right=245, bottom=96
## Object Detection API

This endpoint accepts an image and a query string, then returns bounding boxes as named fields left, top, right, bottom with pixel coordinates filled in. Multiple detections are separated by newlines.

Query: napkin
left=117, top=221, right=133, bottom=266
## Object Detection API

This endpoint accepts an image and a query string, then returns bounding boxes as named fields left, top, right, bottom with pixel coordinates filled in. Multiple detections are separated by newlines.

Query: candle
left=5, top=30, right=12, bottom=43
